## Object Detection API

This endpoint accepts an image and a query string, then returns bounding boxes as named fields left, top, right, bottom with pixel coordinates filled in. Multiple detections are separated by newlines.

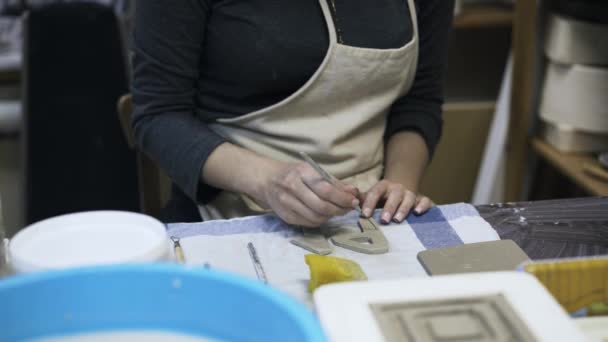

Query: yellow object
left=523, top=257, right=608, bottom=313
left=305, top=254, right=367, bottom=292
left=174, top=245, right=185, bottom=264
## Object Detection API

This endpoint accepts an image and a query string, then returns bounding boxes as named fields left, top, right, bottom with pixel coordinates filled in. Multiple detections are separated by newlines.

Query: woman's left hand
left=360, top=180, right=433, bottom=224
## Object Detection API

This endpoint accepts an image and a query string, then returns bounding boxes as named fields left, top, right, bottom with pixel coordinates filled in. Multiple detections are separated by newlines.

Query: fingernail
left=381, top=212, right=391, bottom=223
left=414, top=207, right=422, bottom=216
left=394, top=212, right=404, bottom=222
left=363, top=208, right=372, bottom=217
left=352, top=199, right=360, bottom=208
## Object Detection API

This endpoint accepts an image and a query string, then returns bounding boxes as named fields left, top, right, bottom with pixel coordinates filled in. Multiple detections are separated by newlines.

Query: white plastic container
left=576, top=317, right=608, bottom=342
left=315, top=272, right=586, bottom=342
left=541, top=121, right=608, bottom=152
left=8, top=211, right=169, bottom=274
left=540, top=62, right=608, bottom=134
left=545, top=13, right=608, bottom=66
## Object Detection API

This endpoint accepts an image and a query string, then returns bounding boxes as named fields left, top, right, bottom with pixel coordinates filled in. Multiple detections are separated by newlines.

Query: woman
left=132, top=0, right=454, bottom=226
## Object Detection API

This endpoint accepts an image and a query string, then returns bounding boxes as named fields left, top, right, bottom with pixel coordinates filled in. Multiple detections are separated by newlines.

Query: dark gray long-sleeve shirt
left=131, top=0, right=454, bottom=204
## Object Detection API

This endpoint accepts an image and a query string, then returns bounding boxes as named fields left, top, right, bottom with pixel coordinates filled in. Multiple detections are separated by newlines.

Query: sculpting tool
left=299, top=152, right=390, bottom=254
left=247, top=242, right=268, bottom=284
left=299, top=151, right=340, bottom=185
left=299, top=151, right=363, bottom=215
left=170, top=236, right=186, bottom=264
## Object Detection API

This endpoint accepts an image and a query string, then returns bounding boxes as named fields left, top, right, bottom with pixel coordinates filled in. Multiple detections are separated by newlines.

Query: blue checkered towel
left=168, top=203, right=498, bottom=304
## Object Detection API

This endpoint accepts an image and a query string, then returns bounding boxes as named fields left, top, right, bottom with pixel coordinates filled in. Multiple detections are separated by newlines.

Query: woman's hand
left=202, top=143, right=358, bottom=227
left=360, top=179, right=433, bottom=224
left=255, top=161, right=360, bottom=227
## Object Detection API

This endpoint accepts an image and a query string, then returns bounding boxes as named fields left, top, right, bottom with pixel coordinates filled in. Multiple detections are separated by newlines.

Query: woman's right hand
left=255, top=161, right=360, bottom=227
left=202, top=143, right=359, bottom=227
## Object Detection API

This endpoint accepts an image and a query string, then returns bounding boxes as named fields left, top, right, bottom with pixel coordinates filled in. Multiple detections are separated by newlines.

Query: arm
left=361, top=131, right=432, bottom=223
left=361, top=0, right=454, bottom=223
left=384, top=131, right=429, bottom=193
left=202, top=143, right=359, bottom=227
left=132, top=0, right=356, bottom=225
left=132, top=0, right=225, bottom=203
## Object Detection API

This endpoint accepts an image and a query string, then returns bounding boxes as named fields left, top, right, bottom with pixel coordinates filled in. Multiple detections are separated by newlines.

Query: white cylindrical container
left=541, top=121, right=608, bottom=153
left=545, top=13, right=608, bottom=66
left=540, top=62, right=608, bottom=134
left=8, top=211, right=169, bottom=274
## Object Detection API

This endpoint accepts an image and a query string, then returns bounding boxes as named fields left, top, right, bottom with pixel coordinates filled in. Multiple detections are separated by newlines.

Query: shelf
left=453, top=5, right=514, bottom=29
left=531, top=138, right=608, bottom=196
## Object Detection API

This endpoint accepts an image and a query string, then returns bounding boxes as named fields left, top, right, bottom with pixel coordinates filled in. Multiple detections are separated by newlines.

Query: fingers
left=361, top=181, right=388, bottom=217
left=274, top=191, right=327, bottom=227
left=267, top=161, right=438, bottom=228
left=279, top=209, right=322, bottom=228
left=271, top=162, right=359, bottom=227
left=277, top=201, right=329, bottom=228
left=359, top=179, right=432, bottom=224
left=296, top=178, right=351, bottom=217
left=298, top=162, right=359, bottom=210
left=414, top=196, right=434, bottom=214
left=393, top=190, right=417, bottom=223
left=380, top=187, right=405, bottom=223
left=341, top=183, right=360, bottom=198
left=302, top=177, right=358, bottom=210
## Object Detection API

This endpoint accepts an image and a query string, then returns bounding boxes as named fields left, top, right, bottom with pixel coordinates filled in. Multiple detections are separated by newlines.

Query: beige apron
left=199, top=0, right=419, bottom=220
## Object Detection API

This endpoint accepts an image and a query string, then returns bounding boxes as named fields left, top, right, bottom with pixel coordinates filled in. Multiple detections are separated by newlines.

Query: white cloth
left=168, top=203, right=499, bottom=305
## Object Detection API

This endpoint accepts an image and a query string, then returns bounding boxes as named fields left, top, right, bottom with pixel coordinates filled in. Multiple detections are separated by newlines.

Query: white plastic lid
left=9, top=211, right=169, bottom=273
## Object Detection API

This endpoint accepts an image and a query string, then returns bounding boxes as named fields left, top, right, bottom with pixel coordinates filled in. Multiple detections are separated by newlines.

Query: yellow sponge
left=305, top=254, right=367, bottom=293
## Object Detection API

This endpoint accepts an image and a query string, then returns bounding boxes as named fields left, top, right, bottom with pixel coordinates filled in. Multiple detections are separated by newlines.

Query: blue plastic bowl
left=0, top=264, right=326, bottom=341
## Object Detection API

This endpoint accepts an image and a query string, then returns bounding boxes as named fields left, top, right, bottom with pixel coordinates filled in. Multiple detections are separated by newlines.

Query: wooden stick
left=171, top=236, right=186, bottom=264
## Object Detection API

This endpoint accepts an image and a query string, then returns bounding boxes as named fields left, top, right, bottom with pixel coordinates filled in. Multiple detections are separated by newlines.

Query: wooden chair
left=117, top=94, right=166, bottom=218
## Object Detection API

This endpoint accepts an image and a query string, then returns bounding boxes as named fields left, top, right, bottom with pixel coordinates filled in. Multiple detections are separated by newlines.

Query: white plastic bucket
left=8, top=211, right=169, bottom=273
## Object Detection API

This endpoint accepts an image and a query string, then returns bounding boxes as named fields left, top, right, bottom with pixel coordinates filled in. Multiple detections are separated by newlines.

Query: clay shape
left=291, top=231, right=333, bottom=255
left=428, top=314, right=483, bottom=340
left=417, top=240, right=530, bottom=276
left=330, top=230, right=389, bottom=254
left=359, top=217, right=381, bottom=231
left=330, top=217, right=389, bottom=254
left=370, top=294, right=537, bottom=342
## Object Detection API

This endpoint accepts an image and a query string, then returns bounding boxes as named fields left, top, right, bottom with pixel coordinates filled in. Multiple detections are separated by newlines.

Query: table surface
left=1, top=198, right=606, bottom=276
left=477, top=197, right=608, bottom=260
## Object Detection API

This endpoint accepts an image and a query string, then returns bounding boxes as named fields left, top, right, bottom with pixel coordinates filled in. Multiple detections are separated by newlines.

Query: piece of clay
left=331, top=230, right=389, bottom=254
left=330, top=217, right=389, bottom=254
left=417, top=240, right=530, bottom=276
left=370, top=294, right=537, bottom=342
left=291, top=231, right=333, bottom=255
left=359, top=217, right=381, bottom=231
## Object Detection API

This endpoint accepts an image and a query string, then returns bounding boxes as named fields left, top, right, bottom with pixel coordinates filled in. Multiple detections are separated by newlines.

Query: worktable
left=1, top=198, right=606, bottom=281
left=161, top=198, right=608, bottom=306
left=477, top=197, right=608, bottom=259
